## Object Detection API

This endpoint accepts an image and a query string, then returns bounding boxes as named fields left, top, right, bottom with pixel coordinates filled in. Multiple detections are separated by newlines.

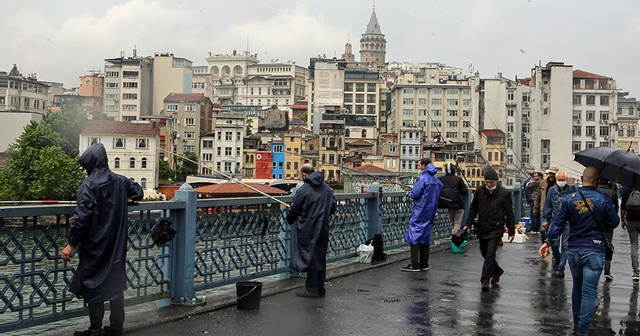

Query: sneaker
left=401, top=264, right=421, bottom=272
left=604, top=273, right=614, bottom=282
left=632, top=275, right=639, bottom=283
left=490, top=275, right=500, bottom=285
left=553, top=270, right=565, bottom=278
left=420, top=264, right=430, bottom=271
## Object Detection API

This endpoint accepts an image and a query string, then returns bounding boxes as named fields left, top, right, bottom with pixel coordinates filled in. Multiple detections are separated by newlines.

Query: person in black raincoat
left=286, top=164, right=336, bottom=298
left=61, top=143, right=143, bottom=336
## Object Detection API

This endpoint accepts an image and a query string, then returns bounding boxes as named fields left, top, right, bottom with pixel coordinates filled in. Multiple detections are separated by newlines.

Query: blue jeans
left=551, top=225, right=570, bottom=271
left=566, top=249, right=605, bottom=336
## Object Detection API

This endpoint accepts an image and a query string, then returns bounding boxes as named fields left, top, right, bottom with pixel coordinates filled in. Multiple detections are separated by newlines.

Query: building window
left=129, top=157, right=135, bottom=168
left=573, top=141, right=582, bottom=152
left=141, top=158, right=147, bottom=169
left=586, top=126, right=596, bottom=136
left=185, top=104, right=196, bottom=112
left=507, top=109, right=514, bottom=117
left=600, top=96, right=609, bottom=106
left=586, top=111, right=595, bottom=121
left=113, top=138, right=125, bottom=148
left=431, top=98, right=442, bottom=105
left=184, top=132, right=195, bottom=139
left=185, top=118, right=195, bottom=125
left=141, top=178, right=147, bottom=190
left=225, top=132, right=232, bottom=141
left=203, top=153, right=213, bottom=161
left=572, top=126, right=582, bottom=136
left=167, top=104, right=178, bottom=111
left=586, top=95, right=596, bottom=105
left=114, top=157, right=120, bottom=168
left=507, top=91, right=515, bottom=100
left=203, top=140, right=213, bottom=148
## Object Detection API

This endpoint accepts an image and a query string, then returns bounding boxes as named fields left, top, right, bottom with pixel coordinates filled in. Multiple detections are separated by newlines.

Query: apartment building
left=0, top=65, right=49, bottom=151
left=192, top=65, right=213, bottom=98
left=387, top=76, right=476, bottom=144
left=318, top=118, right=345, bottom=182
left=616, top=92, right=640, bottom=152
left=103, top=50, right=153, bottom=121
left=210, top=110, right=245, bottom=176
left=283, top=133, right=303, bottom=180
left=203, top=50, right=308, bottom=111
left=79, top=120, right=159, bottom=197
left=271, top=139, right=285, bottom=179
left=152, top=53, right=193, bottom=115
left=398, top=127, right=424, bottom=175
left=163, top=93, right=213, bottom=159
left=308, top=58, right=347, bottom=133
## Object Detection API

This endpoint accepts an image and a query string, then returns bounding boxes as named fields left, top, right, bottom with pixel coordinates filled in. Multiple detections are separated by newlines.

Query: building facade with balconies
left=103, top=50, right=153, bottom=121
left=210, top=110, right=246, bottom=177
left=163, top=93, right=213, bottom=160
left=616, top=92, right=640, bottom=153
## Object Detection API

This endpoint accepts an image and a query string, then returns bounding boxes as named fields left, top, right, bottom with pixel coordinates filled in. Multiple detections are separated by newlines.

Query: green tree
left=159, top=159, right=176, bottom=182
left=246, top=118, right=253, bottom=135
left=45, top=102, right=90, bottom=157
left=176, top=152, right=198, bottom=182
left=298, top=111, right=307, bottom=122
left=0, top=121, right=84, bottom=201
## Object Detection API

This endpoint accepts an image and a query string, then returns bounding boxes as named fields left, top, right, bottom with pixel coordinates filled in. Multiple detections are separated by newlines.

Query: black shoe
left=490, top=275, right=500, bottom=285
left=319, top=288, right=326, bottom=298
left=296, top=291, right=320, bottom=298
left=481, top=280, right=490, bottom=291
left=604, top=273, right=613, bottom=282
left=401, top=264, right=421, bottom=272
left=104, top=326, right=123, bottom=336
left=420, top=263, right=430, bottom=271
left=553, top=270, right=565, bottom=278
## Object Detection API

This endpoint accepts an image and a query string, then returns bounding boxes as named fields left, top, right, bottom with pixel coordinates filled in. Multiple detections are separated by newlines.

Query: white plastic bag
left=356, top=243, right=374, bottom=263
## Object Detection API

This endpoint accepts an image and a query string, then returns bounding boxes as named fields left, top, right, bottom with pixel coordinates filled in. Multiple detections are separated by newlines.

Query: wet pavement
left=55, top=230, right=640, bottom=336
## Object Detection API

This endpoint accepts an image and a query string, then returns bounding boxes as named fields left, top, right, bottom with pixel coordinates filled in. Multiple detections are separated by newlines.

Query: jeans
left=87, top=292, right=125, bottom=335
left=448, top=208, right=464, bottom=234
left=628, top=220, right=640, bottom=276
left=566, top=249, right=605, bottom=336
left=479, top=237, right=503, bottom=282
left=551, top=225, right=570, bottom=271
left=530, top=207, right=540, bottom=232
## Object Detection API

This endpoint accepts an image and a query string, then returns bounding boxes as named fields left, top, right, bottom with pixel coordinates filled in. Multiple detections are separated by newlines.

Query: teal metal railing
left=0, top=182, right=525, bottom=333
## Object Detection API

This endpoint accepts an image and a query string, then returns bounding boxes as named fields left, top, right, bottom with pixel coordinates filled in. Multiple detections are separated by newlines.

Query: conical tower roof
left=364, top=9, right=383, bottom=35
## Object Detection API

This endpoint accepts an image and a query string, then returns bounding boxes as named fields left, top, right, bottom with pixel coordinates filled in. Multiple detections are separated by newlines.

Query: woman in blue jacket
left=401, top=158, right=443, bottom=272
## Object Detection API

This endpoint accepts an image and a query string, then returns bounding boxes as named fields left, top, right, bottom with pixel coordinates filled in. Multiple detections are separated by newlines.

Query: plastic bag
left=356, top=243, right=374, bottom=263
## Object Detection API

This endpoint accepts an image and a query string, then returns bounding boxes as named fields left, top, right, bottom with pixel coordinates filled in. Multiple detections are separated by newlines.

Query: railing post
left=513, top=182, right=522, bottom=222
left=366, top=182, right=382, bottom=239
left=170, top=183, right=201, bottom=305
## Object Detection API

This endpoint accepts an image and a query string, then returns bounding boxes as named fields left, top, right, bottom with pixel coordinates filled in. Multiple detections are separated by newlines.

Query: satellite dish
left=163, top=157, right=169, bottom=162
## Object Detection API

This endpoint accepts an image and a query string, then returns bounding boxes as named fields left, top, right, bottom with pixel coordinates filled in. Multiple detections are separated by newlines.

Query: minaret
left=359, top=2, right=386, bottom=68
left=342, top=35, right=356, bottom=64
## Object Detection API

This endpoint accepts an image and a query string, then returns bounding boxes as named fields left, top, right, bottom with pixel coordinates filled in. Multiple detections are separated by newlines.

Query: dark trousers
left=87, top=292, right=125, bottom=335
left=479, top=237, right=504, bottom=282
left=305, top=270, right=326, bottom=295
left=410, top=244, right=430, bottom=267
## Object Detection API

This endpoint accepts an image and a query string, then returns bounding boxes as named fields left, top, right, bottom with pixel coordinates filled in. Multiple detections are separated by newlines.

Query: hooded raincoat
left=68, top=143, right=144, bottom=303
left=286, top=171, right=336, bottom=272
left=405, top=163, right=443, bottom=245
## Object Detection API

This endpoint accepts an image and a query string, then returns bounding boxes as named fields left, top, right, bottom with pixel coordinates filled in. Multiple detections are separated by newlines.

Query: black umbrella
left=574, top=147, right=640, bottom=189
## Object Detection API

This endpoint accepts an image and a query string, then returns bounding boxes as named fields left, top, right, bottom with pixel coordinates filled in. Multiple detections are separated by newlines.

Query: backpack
left=372, top=233, right=387, bottom=261
left=626, top=190, right=640, bottom=220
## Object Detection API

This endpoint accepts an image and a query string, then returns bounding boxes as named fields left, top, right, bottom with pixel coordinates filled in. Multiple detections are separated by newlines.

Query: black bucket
left=236, top=281, right=263, bottom=310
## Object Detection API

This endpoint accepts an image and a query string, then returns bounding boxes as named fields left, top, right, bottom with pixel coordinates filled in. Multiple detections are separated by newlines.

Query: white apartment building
left=103, top=50, right=153, bottom=121
left=79, top=120, right=160, bottom=197
left=203, top=50, right=308, bottom=112
left=308, top=58, right=346, bottom=133
left=152, top=53, right=193, bottom=115
left=0, top=65, right=49, bottom=151
left=204, top=110, right=246, bottom=176
left=398, top=127, right=423, bottom=174
left=192, top=65, right=213, bottom=98
left=387, top=76, right=476, bottom=144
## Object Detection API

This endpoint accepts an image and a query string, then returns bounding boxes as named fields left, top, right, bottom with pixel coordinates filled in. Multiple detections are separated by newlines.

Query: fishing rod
left=151, top=145, right=291, bottom=208
left=283, top=149, right=413, bottom=189
left=0, top=200, right=77, bottom=205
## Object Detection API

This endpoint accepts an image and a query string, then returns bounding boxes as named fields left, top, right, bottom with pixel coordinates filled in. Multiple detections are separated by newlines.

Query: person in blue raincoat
left=61, top=143, right=143, bottom=336
left=401, top=158, right=443, bottom=272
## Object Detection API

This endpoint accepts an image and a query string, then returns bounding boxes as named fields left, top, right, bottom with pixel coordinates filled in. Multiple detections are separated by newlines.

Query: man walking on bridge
left=62, top=143, right=144, bottom=336
left=539, top=166, right=619, bottom=336
left=287, top=164, right=336, bottom=298
left=464, top=166, right=515, bottom=291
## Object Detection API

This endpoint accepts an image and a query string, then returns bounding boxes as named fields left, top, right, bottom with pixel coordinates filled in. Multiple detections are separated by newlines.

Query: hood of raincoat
left=78, top=143, right=111, bottom=188
left=305, top=171, right=325, bottom=187
left=423, top=163, right=438, bottom=176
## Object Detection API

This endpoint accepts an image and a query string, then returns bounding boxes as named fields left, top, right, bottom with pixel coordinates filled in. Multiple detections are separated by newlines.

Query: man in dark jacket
left=535, top=165, right=558, bottom=242
left=438, top=162, right=469, bottom=234
left=286, top=164, right=336, bottom=298
left=402, top=158, right=443, bottom=272
left=62, top=143, right=144, bottom=336
left=526, top=171, right=543, bottom=232
left=464, top=166, right=515, bottom=291
left=539, top=166, right=619, bottom=336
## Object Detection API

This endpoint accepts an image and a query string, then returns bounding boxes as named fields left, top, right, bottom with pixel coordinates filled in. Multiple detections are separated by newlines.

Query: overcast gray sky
left=2, top=0, right=639, bottom=96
